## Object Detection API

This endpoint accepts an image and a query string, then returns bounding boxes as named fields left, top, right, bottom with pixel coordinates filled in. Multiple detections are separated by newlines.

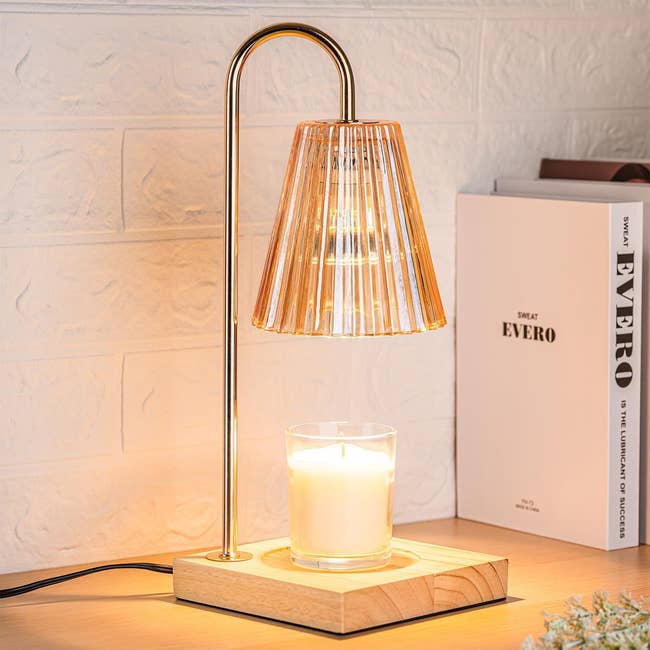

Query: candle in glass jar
left=287, top=441, right=394, bottom=560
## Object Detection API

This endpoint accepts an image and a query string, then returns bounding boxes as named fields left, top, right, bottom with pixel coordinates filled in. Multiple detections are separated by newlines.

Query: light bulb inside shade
left=252, top=119, right=446, bottom=337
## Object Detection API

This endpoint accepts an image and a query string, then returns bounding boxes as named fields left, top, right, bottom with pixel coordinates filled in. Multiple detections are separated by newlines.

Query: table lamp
left=173, top=22, right=508, bottom=633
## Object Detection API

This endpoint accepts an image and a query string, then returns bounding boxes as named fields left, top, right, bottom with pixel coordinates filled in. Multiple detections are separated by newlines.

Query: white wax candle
left=288, top=442, right=394, bottom=557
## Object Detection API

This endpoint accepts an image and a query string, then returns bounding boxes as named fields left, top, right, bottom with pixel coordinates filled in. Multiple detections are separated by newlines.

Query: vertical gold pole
left=207, top=23, right=356, bottom=562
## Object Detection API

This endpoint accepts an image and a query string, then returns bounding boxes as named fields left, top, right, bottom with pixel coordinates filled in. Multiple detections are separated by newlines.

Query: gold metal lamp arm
left=216, top=23, right=357, bottom=562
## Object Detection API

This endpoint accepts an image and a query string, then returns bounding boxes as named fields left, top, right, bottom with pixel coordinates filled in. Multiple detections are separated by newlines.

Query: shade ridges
left=253, top=120, right=446, bottom=337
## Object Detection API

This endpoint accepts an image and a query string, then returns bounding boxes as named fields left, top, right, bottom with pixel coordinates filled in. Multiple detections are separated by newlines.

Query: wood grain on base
left=172, top=537, right=508, bottom=633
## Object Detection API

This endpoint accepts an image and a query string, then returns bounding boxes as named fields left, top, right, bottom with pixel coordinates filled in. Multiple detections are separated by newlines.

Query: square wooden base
left=173, top=537, right=508, bottom=633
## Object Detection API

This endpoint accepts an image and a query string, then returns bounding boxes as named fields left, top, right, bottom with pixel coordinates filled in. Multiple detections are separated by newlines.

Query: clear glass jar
left=286, top=421, right=396, bottom=571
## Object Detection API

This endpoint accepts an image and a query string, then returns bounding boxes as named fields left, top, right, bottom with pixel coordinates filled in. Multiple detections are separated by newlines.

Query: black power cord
left=0, top=562, right=173, bottom=599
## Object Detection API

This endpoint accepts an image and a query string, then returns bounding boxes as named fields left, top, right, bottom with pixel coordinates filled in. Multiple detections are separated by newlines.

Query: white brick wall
left=1, top=0, right=648, bottom=572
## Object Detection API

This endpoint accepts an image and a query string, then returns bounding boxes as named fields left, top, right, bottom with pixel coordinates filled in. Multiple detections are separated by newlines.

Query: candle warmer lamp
left=172, top=23, right=508, bottom=633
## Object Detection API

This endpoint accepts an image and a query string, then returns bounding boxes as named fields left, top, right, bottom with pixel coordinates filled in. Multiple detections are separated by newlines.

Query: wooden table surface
left=1, top=518, right=649, bottom=649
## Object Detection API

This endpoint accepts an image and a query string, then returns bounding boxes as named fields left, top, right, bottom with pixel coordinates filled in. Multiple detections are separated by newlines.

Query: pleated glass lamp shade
left=252, top=119, right=447, bottom=337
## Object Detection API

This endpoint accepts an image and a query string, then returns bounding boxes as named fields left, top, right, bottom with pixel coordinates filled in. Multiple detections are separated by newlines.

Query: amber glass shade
left=252, top=120, right=446, bottom=337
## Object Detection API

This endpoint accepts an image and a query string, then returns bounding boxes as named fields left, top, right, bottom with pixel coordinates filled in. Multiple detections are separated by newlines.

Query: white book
left=496, top=177, right=650, bottom=544
left=456, top=192, right=643, bottom=549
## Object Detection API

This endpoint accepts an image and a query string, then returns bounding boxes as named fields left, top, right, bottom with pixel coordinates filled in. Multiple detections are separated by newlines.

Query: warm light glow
left=252, top=119, right=446, bottom=337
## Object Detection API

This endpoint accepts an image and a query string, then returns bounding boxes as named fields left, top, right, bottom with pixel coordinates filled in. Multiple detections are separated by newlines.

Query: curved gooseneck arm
left=217, top=24, right=356, bottom=561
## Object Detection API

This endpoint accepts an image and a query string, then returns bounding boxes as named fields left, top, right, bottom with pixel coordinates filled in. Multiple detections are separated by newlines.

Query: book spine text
left=609, top=203, right=643, bottom=548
